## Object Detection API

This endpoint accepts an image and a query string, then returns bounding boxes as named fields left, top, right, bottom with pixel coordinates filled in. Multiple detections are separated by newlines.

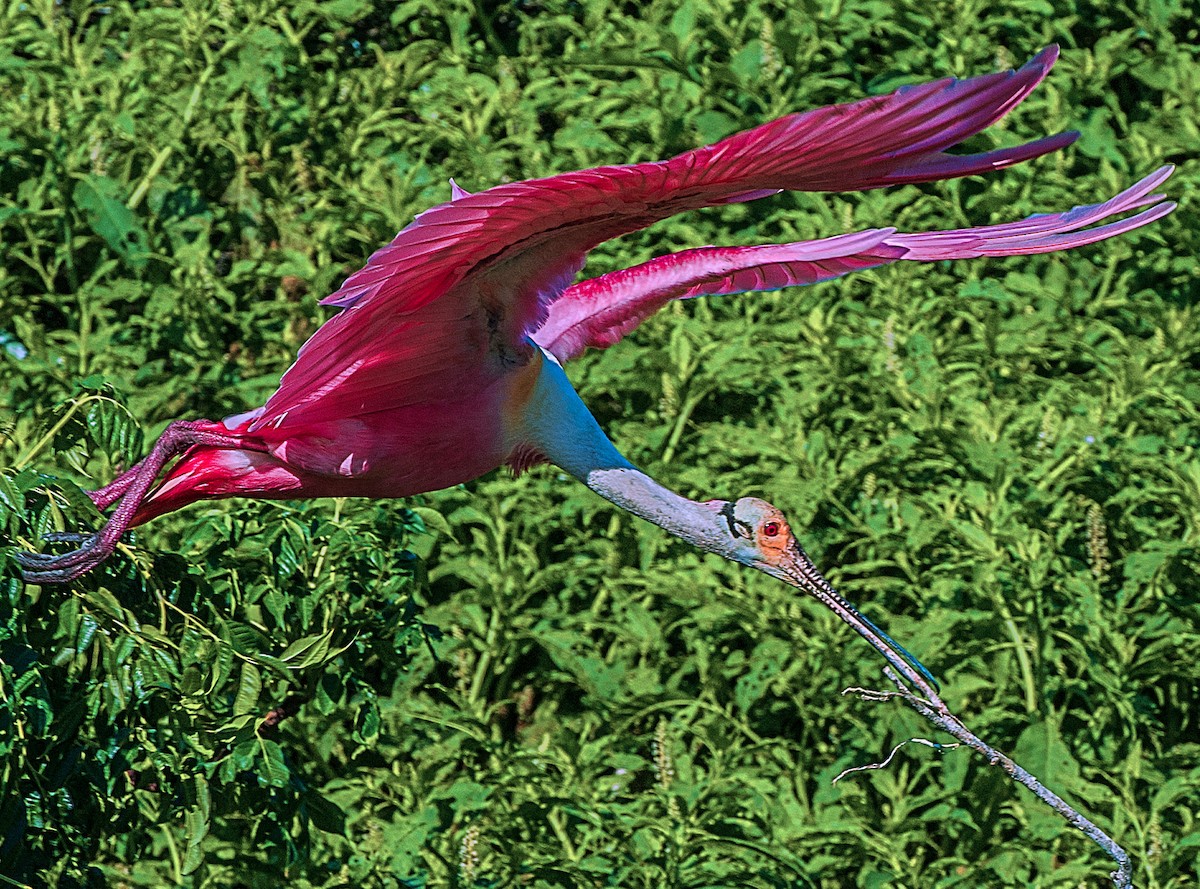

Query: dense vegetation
left=1, top=0, right=1196, bottom=885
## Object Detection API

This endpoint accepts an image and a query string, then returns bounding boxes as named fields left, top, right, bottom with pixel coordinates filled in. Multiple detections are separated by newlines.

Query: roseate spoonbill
left=19, top=47, right=1174, bottom=686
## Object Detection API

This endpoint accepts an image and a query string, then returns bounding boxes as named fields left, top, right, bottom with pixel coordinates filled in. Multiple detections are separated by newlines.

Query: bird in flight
left=19, top=47, right=1173, bottom=686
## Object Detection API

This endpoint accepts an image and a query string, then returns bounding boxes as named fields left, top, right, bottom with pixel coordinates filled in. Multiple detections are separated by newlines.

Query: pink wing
left=534, top=166, right=1175, bottom=363
left=251, top=48, right=1074, bottom=431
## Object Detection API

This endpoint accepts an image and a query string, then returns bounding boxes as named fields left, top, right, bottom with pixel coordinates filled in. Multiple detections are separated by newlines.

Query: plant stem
left=988, top=586, right=1039, bottom=714
left=13, top=394, right=105, bottom=470
left=128, top=64, right=215, bottom=211
left=547, top=807, right=579, bottom=861
left=468, top=605, right=501, bottom=708
left=661, top=387, right=708, bottom=465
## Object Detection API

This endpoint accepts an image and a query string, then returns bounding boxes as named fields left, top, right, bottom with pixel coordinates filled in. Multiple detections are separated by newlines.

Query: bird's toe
left=16, top=550, right=57, bottom=567
left=19, top=564, right=77, bottom=584
left=18, top=554, right=102, bottom=584
left=42, top=531, right=94, bottom=545
left=15, top=533, right=105, bottom=582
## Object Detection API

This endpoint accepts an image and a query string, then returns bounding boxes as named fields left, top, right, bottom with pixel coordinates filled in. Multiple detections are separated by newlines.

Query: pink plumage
left=17, top=48, right=1175, bottom=585
left=248, top=46, right=1077, bottom=439
left=534, top=166, right=1175, bottom=362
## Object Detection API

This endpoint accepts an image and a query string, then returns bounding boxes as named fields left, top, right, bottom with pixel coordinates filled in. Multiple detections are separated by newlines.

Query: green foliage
left=1, top=0, right=1198, bottom=886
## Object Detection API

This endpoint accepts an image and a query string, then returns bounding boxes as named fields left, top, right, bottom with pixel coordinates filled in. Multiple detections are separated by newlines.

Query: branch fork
left=832, top=659, right=1132, bottom=888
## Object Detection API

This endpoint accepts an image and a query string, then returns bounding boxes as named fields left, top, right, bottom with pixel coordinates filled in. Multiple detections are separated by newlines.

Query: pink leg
left=89, top=461, right=148, bottom=510
left=17, top=420, right=247, bottom=584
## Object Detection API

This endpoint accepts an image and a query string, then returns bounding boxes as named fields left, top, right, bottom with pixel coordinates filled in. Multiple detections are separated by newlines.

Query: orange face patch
left=756, top=518, right=792, bottom=561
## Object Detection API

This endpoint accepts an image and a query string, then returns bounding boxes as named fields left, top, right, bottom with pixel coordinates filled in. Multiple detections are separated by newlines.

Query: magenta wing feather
left=320, top=47, right=1067, bottom=315
left=534, top=167, right=1175, bottom=363
left=888, top=164, right=1174, bottom=258
left=252, top=48, right=1078, bottom=431
left=532, top=230, right=902, bottom=362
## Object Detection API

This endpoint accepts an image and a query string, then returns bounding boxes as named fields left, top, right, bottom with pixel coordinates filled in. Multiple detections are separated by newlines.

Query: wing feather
left=252, top=48, right=1076, bottom=431
left=534, top=167, right=1175, bottom=363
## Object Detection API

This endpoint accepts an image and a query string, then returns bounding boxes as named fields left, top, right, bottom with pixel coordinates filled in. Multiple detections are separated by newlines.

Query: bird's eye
left=762, top=521, right=780, bottom=538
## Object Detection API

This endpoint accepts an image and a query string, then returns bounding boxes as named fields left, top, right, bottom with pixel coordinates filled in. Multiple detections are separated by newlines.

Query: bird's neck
left=521, top=350, right=730, bottom=554
left=583, top=466, right=731, bottom=556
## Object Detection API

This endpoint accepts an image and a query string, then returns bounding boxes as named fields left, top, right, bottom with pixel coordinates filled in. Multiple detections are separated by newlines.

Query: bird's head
left=714, top=496, right=840, bottom=602
left=717, top=496, right=805, bottom=579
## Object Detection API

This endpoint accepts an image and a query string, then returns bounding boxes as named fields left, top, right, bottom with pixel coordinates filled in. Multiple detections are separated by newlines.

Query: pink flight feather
left=534, top=166, right=1176, bottom=362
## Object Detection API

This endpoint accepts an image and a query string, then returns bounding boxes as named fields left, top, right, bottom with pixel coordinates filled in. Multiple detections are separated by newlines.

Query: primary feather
left=534, top=166, right=1175, bottom=362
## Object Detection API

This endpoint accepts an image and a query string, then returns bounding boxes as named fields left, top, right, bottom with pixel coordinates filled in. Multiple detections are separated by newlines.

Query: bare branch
left=828, top=638, right=1133, bottom=888
left=801, top=564, right=1131, bottom=886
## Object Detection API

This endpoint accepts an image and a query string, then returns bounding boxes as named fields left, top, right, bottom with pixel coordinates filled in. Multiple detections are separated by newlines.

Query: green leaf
left=84, top=589, right=125, bottom=621
left=411, top=506, right=453, bottom=538
left=1012, top=722, right=1087, bottom=836
left=85, top=399, right=143, bottom=463
left=221, top=620, right=268, bottom=656
left=303, top=792, right=346, bottom=834
left=0, top=472, right=24, bottom=513
left=278, top=632, right=332, bottom=667
left=72, top=175, right=149, bottom=268
left=182, top=775, right=211, bottom=874
left=257, top=739, right=290, bottom=787
left=233, top=662, right=261, bottom=716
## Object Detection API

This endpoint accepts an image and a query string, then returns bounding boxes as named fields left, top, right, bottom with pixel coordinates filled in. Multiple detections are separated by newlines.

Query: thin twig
left=878, top=666, right=1132, bottom=888
left=799, top=567, right=1133, bottom=887
left=833, top=736, right=960, bottom=784
left=833, top=656, right=1132, bottom=886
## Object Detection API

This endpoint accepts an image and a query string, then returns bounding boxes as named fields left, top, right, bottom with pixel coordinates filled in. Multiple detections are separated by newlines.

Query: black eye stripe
left=720, top=502, right=754, bottom=540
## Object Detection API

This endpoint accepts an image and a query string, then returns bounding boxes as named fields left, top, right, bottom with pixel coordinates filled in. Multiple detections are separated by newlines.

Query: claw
left=16, top=533, right=109, bottom=584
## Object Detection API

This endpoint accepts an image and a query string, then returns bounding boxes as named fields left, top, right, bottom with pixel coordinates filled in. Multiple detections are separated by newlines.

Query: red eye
left=762, top=521, right=780, bottom=537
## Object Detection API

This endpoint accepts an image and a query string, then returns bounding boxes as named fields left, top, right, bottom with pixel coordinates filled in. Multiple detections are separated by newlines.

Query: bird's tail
left=691, top=46, right=1074, bottom=198
left=130, top=446, right=306, bottom=526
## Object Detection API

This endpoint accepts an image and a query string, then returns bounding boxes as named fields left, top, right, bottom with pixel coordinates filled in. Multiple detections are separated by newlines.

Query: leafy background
left=0, top=0, right=1197, bottom=886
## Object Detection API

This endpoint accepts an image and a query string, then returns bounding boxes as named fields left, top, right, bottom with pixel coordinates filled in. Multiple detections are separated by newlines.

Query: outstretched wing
left=534, top=166, right=1175, bottom=363
left=251, top=48, right=1073, bottom=432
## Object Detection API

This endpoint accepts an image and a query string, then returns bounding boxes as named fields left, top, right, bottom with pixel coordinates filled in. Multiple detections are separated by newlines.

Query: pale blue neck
left=520, top=351, right=730, bottom=554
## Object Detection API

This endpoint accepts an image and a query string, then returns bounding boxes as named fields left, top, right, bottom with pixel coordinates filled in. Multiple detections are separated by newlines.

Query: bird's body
left=131, top=357, right=543, bottom=523
left=20, top=48, right=1174, bottom=684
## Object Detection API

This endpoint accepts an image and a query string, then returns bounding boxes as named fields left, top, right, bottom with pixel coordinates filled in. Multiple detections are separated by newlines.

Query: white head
left=715, top=496, right=804, bottom=576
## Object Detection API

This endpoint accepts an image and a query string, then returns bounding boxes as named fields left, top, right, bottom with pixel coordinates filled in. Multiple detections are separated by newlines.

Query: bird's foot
left=16, top=532, right=112, bottom=584
left=87, top=470, right=139, bottom=510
